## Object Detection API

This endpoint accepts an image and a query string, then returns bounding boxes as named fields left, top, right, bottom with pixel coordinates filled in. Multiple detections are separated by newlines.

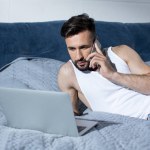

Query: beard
left=72, top=58, right=97, bottom=71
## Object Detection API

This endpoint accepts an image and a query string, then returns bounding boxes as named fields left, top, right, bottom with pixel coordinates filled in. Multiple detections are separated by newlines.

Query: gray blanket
left=0, top=111, right=150, bottom=150
left=0, top=58, right=150, bottom=150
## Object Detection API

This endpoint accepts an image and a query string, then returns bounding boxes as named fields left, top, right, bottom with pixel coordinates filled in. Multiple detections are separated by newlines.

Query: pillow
left=0, top=57, right=64, bottom=91
left=145, top=61, right=150, bottom=66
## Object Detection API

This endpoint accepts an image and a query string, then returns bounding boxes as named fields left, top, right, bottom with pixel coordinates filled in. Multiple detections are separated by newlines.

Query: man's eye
left=81, top=47, right=89, bottom=50
left=68, top=48, right=75, bottom=51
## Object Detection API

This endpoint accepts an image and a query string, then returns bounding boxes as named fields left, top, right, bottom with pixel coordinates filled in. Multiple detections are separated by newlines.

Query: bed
left=0, top=21, right=150, bottom=150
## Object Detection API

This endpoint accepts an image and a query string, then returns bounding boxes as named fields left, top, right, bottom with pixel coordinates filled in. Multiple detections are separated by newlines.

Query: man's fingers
left=86, top=52, right=104, bottom=61
left=89, top=58, right=100, bottom=68
left=89, top=56, right=105, bottom=68
left=86, top=52, right=96, bottom=61
left=94, top=39, right=103, bottom=54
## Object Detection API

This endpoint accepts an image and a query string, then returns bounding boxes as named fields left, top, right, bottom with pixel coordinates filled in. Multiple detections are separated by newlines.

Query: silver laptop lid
left=0, top=87, right=79, bottom=137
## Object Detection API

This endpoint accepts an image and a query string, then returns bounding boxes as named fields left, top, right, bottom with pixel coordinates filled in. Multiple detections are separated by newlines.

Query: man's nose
left=76, top=49, right=83, bottom=60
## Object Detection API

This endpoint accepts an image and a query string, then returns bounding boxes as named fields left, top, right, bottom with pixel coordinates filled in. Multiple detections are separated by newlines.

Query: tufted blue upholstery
left=0, top=21, right=150, bottom=68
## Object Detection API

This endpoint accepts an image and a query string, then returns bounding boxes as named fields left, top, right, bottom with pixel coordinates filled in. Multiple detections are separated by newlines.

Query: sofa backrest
left=0, top=21, right=150, bottom=68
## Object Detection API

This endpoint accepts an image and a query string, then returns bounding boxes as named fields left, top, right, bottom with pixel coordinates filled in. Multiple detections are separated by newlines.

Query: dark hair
left=61, top=14, right=95, bottom=39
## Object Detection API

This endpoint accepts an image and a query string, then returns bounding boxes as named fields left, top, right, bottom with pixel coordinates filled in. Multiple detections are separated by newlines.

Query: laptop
left=0, top=87, right=98, bottom=137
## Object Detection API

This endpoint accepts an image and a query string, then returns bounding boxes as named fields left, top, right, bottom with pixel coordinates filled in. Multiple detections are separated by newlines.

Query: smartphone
left=88, top=43, right=98, bottom=71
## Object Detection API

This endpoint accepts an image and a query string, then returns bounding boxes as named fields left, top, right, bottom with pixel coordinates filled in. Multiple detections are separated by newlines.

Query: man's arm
left=111, top=71, right=150, bottom=95
left=57, top=63, right=80, bottom=114
left=109, top=45, right=150, bottom=95
left=87, top=43, right=150, bottom=95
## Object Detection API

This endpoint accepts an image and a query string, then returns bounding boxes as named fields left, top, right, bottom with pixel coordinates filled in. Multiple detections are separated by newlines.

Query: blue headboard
left=0, top=21, right=150, bottom=68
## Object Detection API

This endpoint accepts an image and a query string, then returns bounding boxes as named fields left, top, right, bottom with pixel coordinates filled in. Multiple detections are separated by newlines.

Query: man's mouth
left=77, top=61, right=86, bottom=66
left=77, top=61, right=88, bottom=68
left=73, top=59, right=90, bottom=71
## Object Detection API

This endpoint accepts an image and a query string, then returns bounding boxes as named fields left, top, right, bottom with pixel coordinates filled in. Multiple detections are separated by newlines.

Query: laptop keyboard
left=77, top=126, right=86, bottom=132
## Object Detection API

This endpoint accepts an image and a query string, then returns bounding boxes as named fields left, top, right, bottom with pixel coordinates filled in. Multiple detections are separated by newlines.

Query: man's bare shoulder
left=58, top=61, right=74, bottom=77
left=112, top=45, right=130, bottom=55
left=58, top=61, right=75, bottom=89
left=111, top=45, right=136, bottom=62
left=111, top=45, right=150, bottom=74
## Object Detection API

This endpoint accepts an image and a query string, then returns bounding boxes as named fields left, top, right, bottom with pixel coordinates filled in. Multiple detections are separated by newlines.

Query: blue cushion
left=0, top=21, right=150, bottom=68
left=0, top=21, right=69, bottom=68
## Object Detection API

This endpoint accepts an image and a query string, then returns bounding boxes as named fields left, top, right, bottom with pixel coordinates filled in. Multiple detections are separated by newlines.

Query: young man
left=58, top=14, right=150, bottom=119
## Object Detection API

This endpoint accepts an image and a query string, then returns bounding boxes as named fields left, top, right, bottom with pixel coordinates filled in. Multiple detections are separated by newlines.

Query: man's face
left=65, top=30, right=94, bottom=71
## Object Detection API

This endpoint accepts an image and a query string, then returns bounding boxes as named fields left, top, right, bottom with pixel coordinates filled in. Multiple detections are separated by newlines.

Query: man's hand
left=87, top=43, right=150, bottom=95
left=86, top=40, right=116, bottom=79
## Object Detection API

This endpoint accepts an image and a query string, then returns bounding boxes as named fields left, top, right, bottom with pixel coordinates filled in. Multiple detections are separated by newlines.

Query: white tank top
left=70, top=47, right=150, bottom=119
